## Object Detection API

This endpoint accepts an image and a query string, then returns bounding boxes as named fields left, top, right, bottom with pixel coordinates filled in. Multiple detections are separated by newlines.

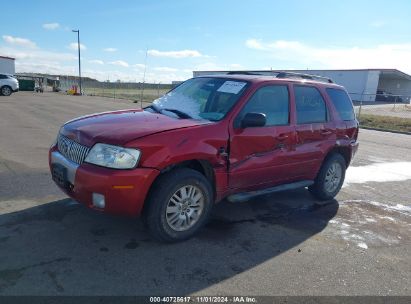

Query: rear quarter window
left=326, top=88, right=355, bottom=121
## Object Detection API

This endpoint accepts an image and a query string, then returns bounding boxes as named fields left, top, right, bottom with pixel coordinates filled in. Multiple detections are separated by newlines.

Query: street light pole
left=72, top=29, right=82, bottom=95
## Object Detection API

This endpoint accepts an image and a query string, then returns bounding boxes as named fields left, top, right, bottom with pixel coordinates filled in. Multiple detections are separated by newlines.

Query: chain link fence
left=59, top=76, right=172, bottom=103
left=350, top=92, right=411, bottom=119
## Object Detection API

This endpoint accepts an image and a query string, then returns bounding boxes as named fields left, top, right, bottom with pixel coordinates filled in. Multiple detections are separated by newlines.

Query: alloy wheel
left=324, top=162, right=342, bottom=193
left=1, top=87, right=11, bottom=96
left=165, top=185, right=204, bottom=232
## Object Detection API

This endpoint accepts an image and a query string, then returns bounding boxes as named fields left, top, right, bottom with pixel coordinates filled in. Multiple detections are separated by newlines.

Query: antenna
left=140, top=48, right=148, bottom=108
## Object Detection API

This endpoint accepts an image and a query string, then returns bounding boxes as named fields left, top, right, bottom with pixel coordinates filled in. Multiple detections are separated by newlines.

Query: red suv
left=49, top=73, right=359, bottom=242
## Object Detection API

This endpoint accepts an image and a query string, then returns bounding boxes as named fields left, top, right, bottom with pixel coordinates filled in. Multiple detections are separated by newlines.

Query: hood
left=60, top=109, right=211, bottom=147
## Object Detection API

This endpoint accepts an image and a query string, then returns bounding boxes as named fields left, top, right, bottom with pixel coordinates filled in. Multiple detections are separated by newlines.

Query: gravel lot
left=0, top=92, right=410, bottom=296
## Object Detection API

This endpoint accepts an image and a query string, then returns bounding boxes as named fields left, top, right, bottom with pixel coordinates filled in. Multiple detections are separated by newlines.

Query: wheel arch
left=141, top=159, right=216, bottom=216
left=325, top=146, right=351, bottom=167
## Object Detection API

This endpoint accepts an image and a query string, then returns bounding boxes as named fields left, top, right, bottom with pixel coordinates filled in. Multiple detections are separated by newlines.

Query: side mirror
left=241, top=112, right=266, bottom=128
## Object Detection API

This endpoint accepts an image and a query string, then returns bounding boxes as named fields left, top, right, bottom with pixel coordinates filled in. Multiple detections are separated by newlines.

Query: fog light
left=92, top=193, right=105, bottom=209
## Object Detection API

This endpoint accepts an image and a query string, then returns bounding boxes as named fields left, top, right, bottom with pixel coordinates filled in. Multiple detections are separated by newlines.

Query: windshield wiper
left=162, top=108, right=193, bottom=119
left=145, top=104, right=161, bottom=113
left=145, top=104, right=192, bottom=119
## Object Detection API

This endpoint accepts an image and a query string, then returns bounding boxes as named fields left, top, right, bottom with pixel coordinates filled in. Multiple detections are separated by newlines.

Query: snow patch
left=343, top=162, right=411, bottom=187
left=340, top=200, right=411, bottom=216
left=357, top=242, right=368, bottom=249
left=380, top=216, right=395, bottom=222
left=325, top=200, right=410, bottom=249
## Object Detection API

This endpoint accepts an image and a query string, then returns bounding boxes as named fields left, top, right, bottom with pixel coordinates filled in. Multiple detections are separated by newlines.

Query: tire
left=309, top=153, right=346, bottom=201
left=1, top=86, right=12, bottom=96
left=145, top=168, right=213, bottom=242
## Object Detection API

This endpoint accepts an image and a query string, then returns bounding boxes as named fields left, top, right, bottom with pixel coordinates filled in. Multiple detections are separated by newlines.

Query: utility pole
left=72, top=29, right=82, bottom=95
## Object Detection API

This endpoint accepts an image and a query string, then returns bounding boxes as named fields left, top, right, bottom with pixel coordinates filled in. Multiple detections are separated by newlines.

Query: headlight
left=85, top=143, right=141, bottom=169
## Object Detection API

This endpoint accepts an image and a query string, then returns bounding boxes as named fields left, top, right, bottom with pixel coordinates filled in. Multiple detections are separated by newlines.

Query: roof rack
left=226, top=71, right=260, bottom=75
left=226, top=70, right=334, bottom=83
left=275, top=71, right=334, bottom=83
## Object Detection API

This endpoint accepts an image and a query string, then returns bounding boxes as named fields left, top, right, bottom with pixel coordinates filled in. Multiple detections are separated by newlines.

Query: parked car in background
left=0, top=74, right=19, bottom=96
left=376, top=90, right=403, bottom=102
left=49, top=73, right=359, bottom=242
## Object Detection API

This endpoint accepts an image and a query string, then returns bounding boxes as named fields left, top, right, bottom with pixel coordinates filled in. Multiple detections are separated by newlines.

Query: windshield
left=149, top=77, right=249, bottom=121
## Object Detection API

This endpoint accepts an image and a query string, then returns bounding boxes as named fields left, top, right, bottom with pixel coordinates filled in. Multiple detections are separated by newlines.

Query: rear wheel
left=1, top=86, right=12, bottom=96
left=309, top=153, right=346, bottom=201
left=145, top=168, right=213, bottom=242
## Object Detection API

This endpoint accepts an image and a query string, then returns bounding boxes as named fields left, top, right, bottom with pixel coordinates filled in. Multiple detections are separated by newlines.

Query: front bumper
left=49, top=147, right=160, bottom=216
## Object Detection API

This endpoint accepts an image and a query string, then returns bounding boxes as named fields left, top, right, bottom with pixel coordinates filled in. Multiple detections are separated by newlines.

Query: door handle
left=321, top=129, right=333, bottom=136
left=277, top=133, right=289, bottom=141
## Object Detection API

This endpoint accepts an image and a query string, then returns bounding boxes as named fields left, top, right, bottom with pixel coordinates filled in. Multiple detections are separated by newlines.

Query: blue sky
left=1, top=0, right=411, bottom=83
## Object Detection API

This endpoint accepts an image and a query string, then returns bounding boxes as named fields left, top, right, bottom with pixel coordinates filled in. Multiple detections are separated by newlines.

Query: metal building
left=193, top=69, right=411, bottom=102
left=0, top=56, right=15, bottom=75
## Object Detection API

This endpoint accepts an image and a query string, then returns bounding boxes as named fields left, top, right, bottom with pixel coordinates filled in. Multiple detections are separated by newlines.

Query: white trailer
left=0, top=56, right=15, bottom=75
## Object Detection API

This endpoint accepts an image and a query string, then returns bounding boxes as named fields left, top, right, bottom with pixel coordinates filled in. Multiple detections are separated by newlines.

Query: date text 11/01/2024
left=149, top=296, right=257, bottom=302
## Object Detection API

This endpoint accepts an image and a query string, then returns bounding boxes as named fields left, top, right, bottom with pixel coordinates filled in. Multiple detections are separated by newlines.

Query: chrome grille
left=57, top=134, right=90, bottom=165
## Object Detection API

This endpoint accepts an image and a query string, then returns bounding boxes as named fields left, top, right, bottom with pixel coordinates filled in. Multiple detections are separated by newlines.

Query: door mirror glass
left=241, top=112, right=266, bottom=128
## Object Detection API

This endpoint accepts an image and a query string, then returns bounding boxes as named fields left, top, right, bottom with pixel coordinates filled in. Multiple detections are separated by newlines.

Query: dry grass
left=359, top=114, right=411, bottom=133
left=83, top=88, right=170, bottom=103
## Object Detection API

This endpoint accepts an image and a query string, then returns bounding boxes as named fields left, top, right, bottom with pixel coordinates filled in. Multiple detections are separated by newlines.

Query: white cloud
left=246, top=39, right=303, bottom=51
left=16, top=61, right=76, bottom=76
left=2, top=35, right=36, bottom=48
left=0, top=42, right=77, bottom=76
left=245, top=39, right=265, bottom=50
left=79, top=68, right=188, bottom=84
left=68, top=42, right=87, bottom=50
left=0, top=45, right=76, bottom=62
left=42, top=23, right=60, bottom=30
left=245, top=38, right=411, bottom=74
left=154, top=67, right=178, bottom=72
left=89, top=59, right=104, bottom=65
left=133, top=63, right=146, bottom=70
left=0, top=43, right=190, bottom=83
left=109, top=60, right=129, bottom=67
left=148, top=49, right=203, bottom=58
left=103, top=47, right=117, bottom=52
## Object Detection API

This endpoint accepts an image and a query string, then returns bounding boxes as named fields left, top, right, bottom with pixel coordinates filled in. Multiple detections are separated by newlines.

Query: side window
left=236, top=85, right=289, bottom=127
left=326, top=88, right=355, bottom=121
left=0, top=74, right=7, bottom=79
left=294, top=86, right=327, bottom=124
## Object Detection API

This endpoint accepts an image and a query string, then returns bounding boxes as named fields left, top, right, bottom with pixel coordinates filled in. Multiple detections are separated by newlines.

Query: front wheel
left=145, top=168, right=213, bottom=242
left=1, top=86, right=12, bottom=96
left=309, top=153, right=346, bottom=201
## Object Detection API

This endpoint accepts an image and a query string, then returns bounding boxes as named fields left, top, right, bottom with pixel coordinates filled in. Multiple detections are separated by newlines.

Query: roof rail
left=275, top=71, right=334, bottom=83
left=223, top=70, right=334, bottom=83
left=226, top=71, right=260, bottom=75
